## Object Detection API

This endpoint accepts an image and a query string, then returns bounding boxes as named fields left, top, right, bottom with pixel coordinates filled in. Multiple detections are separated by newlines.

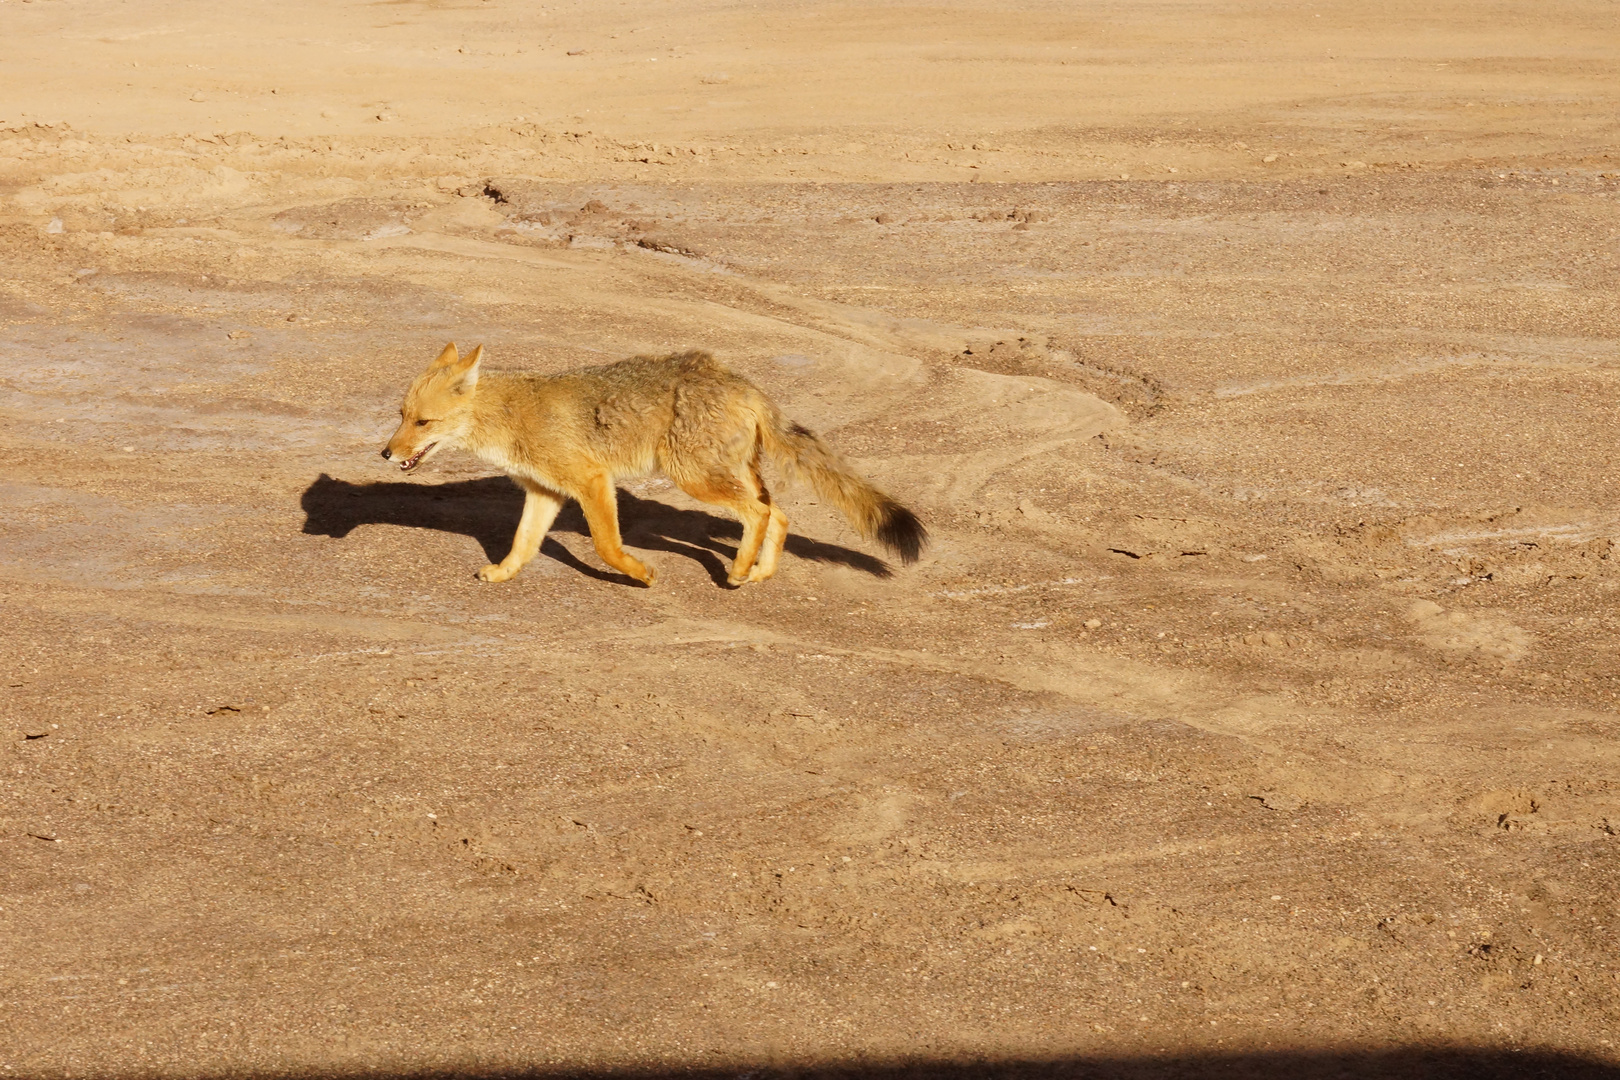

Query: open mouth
left=399, top=442, right=436, bottom=472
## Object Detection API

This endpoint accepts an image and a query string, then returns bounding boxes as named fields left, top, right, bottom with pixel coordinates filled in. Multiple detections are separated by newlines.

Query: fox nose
left=380, top=447, right=393, bottom=461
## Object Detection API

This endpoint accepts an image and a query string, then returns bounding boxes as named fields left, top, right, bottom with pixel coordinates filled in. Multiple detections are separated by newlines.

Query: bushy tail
left=758, top=409, right=928, bottom=564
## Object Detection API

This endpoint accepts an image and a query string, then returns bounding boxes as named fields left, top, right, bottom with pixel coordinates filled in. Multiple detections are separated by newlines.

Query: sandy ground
left=3, top=1, right=1620, bottom=1075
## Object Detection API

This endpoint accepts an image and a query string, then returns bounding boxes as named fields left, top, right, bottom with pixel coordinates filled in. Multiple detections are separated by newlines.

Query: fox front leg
left=576, top=473, right=657, bottom=586
left=478, top=482, right=564, bottom=583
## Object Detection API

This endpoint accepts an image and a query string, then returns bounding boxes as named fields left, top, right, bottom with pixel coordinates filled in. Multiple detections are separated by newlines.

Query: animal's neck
left=460, top=380, right=519, bottom=467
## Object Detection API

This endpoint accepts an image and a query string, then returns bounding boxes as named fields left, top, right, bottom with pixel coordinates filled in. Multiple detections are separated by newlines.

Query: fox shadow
left=298, top=473, right=893, bottom=586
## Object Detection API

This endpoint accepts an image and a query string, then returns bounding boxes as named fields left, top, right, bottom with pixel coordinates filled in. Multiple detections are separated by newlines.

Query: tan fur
left=382, top=344, right=928, bottom=586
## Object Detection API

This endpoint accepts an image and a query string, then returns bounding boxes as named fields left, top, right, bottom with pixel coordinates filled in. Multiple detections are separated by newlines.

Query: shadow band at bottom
left=42, top=1049, right=1617, bottom=1080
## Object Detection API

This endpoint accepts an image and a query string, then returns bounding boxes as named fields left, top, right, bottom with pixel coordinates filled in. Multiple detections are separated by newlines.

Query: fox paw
left=477, top=563, right=517, bottom=583
left=639, top=564, right=658, bottom=587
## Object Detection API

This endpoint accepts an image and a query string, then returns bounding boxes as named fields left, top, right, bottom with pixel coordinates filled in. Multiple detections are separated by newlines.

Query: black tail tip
left=877, top=502, right=929, bottom=565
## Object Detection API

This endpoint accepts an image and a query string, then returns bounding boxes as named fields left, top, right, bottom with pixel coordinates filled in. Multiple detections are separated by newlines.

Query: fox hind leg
left=671, top=463, right=773, bottom=586
left=738, top=445, right=789, bottom=582
left=746, top=505, right=790, bottom=583
left=727, top=492, right=774, bottom=586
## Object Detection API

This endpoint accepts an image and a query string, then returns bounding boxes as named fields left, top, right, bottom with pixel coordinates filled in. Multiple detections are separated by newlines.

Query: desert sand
left=3, top=1, right=1619, bottom=1075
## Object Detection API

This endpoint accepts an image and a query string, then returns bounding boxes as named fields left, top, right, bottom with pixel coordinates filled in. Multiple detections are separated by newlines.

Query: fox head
left=381, top=342, right=483, bottom=473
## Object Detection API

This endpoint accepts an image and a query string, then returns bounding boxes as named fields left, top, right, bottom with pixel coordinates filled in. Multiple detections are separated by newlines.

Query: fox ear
left=430, top=341, right=459, bottom=369
left=450, top=344, right=482, bottom=393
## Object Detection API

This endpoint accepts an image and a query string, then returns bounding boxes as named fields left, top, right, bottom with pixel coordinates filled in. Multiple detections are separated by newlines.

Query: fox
left=381, top=343, right=927, bottom=586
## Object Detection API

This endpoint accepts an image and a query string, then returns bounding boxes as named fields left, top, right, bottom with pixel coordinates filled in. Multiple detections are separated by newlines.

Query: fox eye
left=415, top=419, right=431, bottom=427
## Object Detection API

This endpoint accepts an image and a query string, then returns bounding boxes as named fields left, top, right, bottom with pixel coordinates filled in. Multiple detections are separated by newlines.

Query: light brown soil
left=3, top=1, right=1619, bottom=1075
